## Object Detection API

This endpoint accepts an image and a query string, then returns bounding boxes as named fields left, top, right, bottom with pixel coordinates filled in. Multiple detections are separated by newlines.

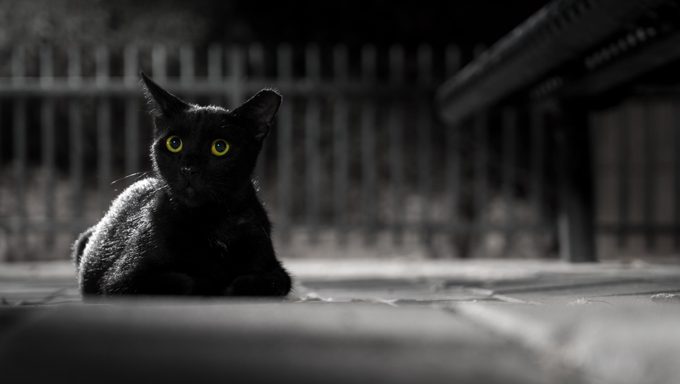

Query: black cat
left=72, top=73, right=292, bottom=297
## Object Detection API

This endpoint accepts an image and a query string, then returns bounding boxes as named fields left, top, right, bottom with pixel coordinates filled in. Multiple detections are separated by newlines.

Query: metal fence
left=592, top=95, right=680, bottom=257
left=2, top=42, right=652, bottom=261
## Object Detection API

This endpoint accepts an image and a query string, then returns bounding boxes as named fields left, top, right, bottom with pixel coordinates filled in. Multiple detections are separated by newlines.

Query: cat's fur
left=72, top=73, right=292, bottom=296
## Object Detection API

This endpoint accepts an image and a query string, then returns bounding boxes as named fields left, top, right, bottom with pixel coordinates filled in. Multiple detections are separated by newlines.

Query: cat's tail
left=72, top=226, right=95, bottom=269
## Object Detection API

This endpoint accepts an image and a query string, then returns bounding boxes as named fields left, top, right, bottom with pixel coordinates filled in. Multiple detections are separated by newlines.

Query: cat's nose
left=180, top=166, right=198, bottom=176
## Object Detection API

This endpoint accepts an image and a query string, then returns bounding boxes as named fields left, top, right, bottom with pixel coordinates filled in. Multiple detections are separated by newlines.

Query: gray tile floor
left=1, top=259, right=679, bottom=384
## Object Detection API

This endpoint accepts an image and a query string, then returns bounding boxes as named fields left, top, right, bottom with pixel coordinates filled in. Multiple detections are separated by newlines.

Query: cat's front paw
left=225, top=274, right=289, bottom=297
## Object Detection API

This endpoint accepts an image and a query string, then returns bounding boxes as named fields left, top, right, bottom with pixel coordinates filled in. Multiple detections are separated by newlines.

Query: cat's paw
left=225, top=274, right=288, bottom=297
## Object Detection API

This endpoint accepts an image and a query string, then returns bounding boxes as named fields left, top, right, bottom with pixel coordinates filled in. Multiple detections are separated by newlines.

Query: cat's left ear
left=232, top=89, right=282, bottom=141
left=140, top=72, right=190, bottom=118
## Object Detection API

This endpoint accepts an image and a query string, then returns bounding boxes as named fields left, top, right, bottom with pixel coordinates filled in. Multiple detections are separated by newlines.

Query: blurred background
left=0, top=0, right=678, bottom=262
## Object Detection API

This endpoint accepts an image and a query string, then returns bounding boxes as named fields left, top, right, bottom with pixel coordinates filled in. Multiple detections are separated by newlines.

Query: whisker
left=110, top=171, right=150, bottom=185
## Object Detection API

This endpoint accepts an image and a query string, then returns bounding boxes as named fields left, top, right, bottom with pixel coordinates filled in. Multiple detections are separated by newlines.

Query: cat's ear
left=140, top=72, right=190, bottom=117
left=232, top=89, right=282, bottom=140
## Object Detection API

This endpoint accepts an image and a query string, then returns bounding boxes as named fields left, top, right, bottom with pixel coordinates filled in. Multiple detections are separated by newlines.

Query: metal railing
left=436, top=0, right=680, bottom=261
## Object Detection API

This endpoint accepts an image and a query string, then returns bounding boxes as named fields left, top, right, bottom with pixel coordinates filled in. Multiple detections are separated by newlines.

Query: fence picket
left=207, top=44, right=223, bottom=105
left=388, top=45, right=405, bottom=245
left=417, top=45, right=433, bottom=252
left=530, top=107, right=545, bottom=229
left=502, top=107, right=517, bottom=256
left=675, top=101, right=680, bottom=248
left=360, top=45, right=377, bottom=243
left=332, top=45, right=349, bottom=244
left=67, top=47, right=84, bottom=237
left=618, top=103, right=630, bottom=247
left=151, top=45, right=167, bottom=81
left=445, top=123, right=462, bottom=256
left=96, top=46, right=112, bottom=213
left=11, top=47, right=27, bottom=260
left=228, top=45, right=244, bottom=106
left=248, top=43, right=265, bottom=78
left=179, top=46, right=195, bottom=85
left=444, top=44, right=462, bottom=255
left=40, top=46, right=56, bottom=247
left=69, top=100, right=84, bottom=234
left=474, top=111, right=489, bottom=234
left=276, top=44, right=293, bottom=243
left=124, top=46, right=140, bottom=177
left=304, top=44, right=321, bottom=243
left=643, top=102, right=656, bottom=249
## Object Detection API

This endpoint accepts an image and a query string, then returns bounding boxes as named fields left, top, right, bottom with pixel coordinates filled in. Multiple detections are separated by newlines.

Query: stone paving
left=1, top=258, right=679, bottom=383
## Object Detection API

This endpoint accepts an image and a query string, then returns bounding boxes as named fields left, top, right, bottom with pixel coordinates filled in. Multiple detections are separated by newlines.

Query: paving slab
left=1, top=258, right=680, bottom=384
left=455, top=303, right=680, bottom=384
left=0, top=301, right=583, bottom=384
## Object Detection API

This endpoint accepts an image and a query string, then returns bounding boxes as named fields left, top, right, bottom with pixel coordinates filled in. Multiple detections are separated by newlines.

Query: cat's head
left=140, top=72, right=281, bottom=208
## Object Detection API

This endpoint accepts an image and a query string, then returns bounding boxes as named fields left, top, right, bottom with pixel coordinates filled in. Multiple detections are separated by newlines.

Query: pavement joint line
left=439, top=303, right=591, bottom=383
left=463, top=287, right=541, bottom=305
left=451, top=303, right=574, bottom=365
left=595, top=288, right=680, bottom=298
left=489, top=294, right=541, bottom=305
left=450, top=303, right=680, bottom=384
left=458, top=304, right=557, bottom=346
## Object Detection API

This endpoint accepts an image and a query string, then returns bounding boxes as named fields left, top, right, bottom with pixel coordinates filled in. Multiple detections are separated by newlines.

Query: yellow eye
left=165, top=135, right=183, bottom=153
left=211, top=139, right=230, bottom=156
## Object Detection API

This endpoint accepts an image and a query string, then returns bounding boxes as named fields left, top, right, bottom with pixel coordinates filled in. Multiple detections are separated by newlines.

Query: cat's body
left=73, top=74, right=291, bottom=296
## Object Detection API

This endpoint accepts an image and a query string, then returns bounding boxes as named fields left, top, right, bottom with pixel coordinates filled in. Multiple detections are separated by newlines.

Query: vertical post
left=227, top=45, right=244, bottom=106
left=179, top=45, right=195, bottom=86
left=502, top=107, right=518, bottom=256
left=40, top=46, right=56, bottom=247
left=531, top=106, right=545, bottom=229
left=556, top=103, right=596, bottom=262
left=474, top=111, right=489, bottom=235
left=96, top=46, right=112, bottom=213
left=417, top=44, right=433, bottom=253
left=304, top=44, right=321, bottom=243
left=68, top=46, right=84, bottom=237
left=179, top=44, right=194, bottom=105
left=332, top=44, right=349, bottom=244
left=248, top=43, right=265, bottom=77
left=151, top=45, right=167, bottom=82
left=124, top=45, right=140, bottom=178
left=446, top=124, right=465, bottom=257
left=360, top=45, right=377, bottom=243
left=11, top=46, right=27, bottom=261
left=617, top=103, right=630, bottom=247
left=276, top=44, right=293, bottom=243
left=444, top=45, right=462, bottom=257
left=0, top=102, right=3, bottom=248
left=388, top=45, right=405, bottom=246
left=207, top=44, right=223, bottom=105
left=642, top=102, right=656, bottom=250
left=675, top=100, right=680, bottom=249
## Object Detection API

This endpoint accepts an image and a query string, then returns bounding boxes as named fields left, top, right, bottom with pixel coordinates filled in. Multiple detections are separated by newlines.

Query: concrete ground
left=1, top=258, right=680, bottom=384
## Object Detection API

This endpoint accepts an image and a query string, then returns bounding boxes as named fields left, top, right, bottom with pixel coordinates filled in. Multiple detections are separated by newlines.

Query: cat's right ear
left=140, top=72, right=190, bottom=118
